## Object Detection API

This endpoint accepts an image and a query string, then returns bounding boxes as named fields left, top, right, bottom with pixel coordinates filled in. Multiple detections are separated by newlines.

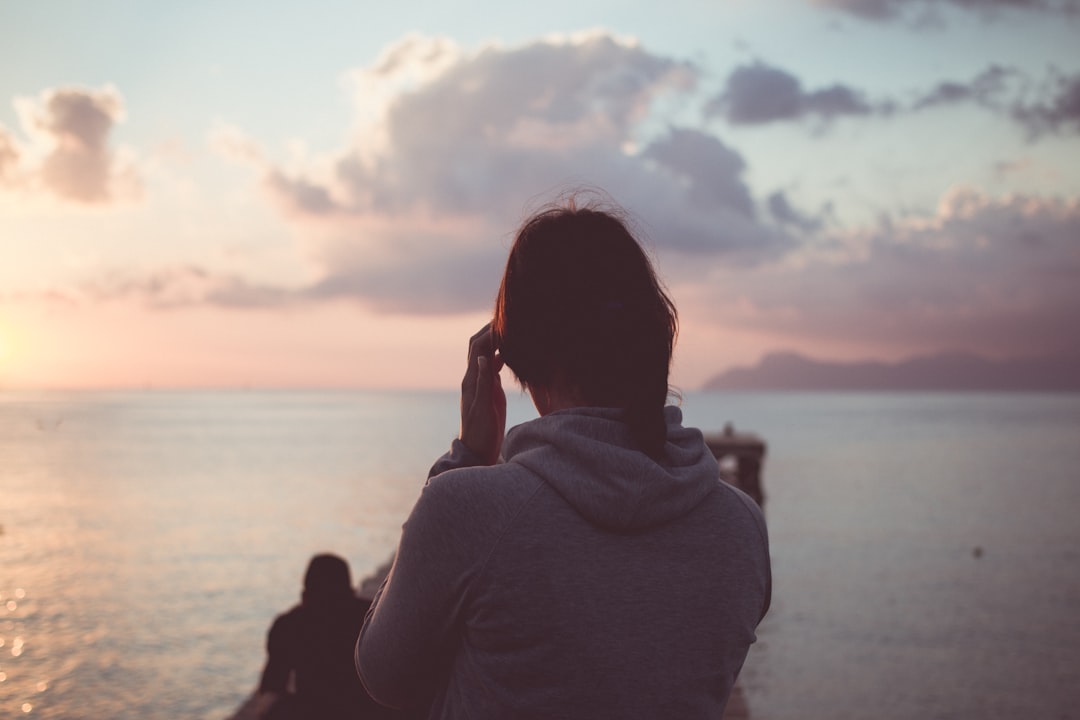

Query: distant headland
left=702, top=351, right=1080, bottom=392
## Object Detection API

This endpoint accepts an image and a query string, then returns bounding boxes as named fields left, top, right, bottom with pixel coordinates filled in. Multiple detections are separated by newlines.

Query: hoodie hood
left=502, top=406, right=720, bottom=532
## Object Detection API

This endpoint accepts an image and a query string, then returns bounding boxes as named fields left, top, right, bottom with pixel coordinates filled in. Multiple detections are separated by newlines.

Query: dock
left=704, top=422, right=766, bottom=508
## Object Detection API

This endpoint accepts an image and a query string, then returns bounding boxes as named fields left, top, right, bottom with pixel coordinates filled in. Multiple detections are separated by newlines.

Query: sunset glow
left=1, top=1, right=1077, bottom=389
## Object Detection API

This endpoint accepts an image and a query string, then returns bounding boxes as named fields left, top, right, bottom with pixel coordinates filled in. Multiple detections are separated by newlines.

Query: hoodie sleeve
left=354, top=478, right=468, bottom=709
left=356, top=460, right=534, bottom=711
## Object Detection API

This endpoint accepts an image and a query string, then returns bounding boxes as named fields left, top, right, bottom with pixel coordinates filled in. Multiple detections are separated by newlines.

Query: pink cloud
left=7, top=85, right=140, bottom=203
left=698, top=188, right=1080, bottom=358
left=0, top=126, right=20, bottom=184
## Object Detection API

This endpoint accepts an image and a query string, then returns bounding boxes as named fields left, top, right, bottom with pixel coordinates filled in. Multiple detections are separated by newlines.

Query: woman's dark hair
left=492, top=198, right=678, bottom=459
left=302, top=553, right=353, bottom=607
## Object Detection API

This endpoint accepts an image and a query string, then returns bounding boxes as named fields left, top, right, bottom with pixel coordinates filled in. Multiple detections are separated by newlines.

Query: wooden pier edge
left=704, top=422, right=767, bottom=509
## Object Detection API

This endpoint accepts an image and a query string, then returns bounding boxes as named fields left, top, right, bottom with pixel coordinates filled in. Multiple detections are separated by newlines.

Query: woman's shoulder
left=425, top=459, right=543, bottom=505
left=405, top=463, right=549, bottom=568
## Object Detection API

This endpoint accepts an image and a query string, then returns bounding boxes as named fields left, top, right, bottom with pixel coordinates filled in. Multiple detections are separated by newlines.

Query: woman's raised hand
left=459, top=323, right=506, bottom=465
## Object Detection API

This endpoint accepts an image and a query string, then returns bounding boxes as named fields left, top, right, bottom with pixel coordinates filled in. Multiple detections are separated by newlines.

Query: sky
left=1, top=0, right=1078, bottom=390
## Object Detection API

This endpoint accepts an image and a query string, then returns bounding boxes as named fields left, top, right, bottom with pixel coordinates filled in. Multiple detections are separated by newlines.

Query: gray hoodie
left=356, top=406, right=771, bottom=719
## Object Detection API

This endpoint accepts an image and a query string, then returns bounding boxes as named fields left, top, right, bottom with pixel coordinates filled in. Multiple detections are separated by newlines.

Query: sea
left=1, top=389, right=1078, bottom=719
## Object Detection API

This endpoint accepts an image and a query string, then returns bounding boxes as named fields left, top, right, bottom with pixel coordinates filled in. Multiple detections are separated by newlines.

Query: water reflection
left=3, top=390, right=1079, bottom=718
left=0, top=584, right=45, bottom=717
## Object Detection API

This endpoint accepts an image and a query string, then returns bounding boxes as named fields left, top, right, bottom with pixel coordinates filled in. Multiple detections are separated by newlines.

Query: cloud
left=810, top=0, right=1080, bottom=21
left=266, top=170, right=340, bottom=216
left=706, top=62, right=884, bottom=126
left=912, top=65, right=1080, bottom=138
left=0, top=126, right=20, bottom=184
left=208, top=123, right=264, bottom=165
left=706, top=60, right=1074, bottom=141
left=77, top=266, right=295, bottom=309
left=766, top=191, right=826, bottom=233
left=711, top=61, right=1080, bottom=142
left=912, top=65, right=1014, bottom=110
left=992, top=157, right=1035, bottom=178
left=322, top=32, right=702, bottom=219
left=5, top=85, right=139, bottom=203
left=705, top=188, right=1080, bottom=358
left=301, top=239, right=506, bottom=313
left=212, top=33, right=796, bottom=314
left=1011, top=69, right=1080, bottom=137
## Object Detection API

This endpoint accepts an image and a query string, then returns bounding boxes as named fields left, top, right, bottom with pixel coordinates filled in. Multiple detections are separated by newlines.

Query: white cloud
left=208, top=122, right=265, bottom=165
left=209, top=32, right=795, bottom=314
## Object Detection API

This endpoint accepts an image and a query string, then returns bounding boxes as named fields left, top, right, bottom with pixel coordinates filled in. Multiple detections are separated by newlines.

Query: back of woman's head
left=492, top=198, right=678, bottom=459
left=302, top=553, right=354, bottom=608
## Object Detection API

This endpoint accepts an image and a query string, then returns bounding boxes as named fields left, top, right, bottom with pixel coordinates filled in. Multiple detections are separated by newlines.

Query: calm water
left=1, top=390, right=1078, bottom=719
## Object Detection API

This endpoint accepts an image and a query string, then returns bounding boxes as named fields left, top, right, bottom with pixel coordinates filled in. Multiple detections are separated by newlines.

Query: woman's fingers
left=467, top=323, right=495, bottom=365
left=461, top=324, right=492, bottom=402
left=459, top=323, right=506, bottom=465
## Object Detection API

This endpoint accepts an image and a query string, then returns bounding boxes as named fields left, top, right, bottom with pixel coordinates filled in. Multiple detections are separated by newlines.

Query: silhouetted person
left=356, top=195, right=772, bottom=719
left=259, top=554, right=390, bottom=719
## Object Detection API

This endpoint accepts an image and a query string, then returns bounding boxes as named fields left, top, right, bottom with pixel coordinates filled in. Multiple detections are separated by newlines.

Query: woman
left=356, top=198, right=771, bottom=719
left=257, top=554, right=394, bottom=720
